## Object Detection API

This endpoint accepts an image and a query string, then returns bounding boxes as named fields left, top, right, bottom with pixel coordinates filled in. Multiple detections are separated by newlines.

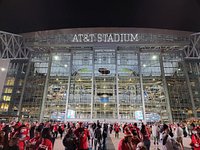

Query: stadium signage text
left=72, top=33, right=139, bottom=43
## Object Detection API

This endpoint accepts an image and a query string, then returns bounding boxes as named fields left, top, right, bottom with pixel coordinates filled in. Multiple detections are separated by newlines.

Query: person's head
left=141, top=124, right=146, bottom=134
left=78, top=122, right=83, bottom=128
left=66, top=127, right=73, bottom=135
left=191, top=123, right=195, bottom=129
left=163, top=124, right=169, bottom=133
left=41, top=127, right=51, bottom=139
left=177, top=123, right=180, bottom=127
left=124, top=128, right=133, bottom=142
left=134, top=123, right=137, bottom=127
left=19, top=125, right=28, bottom=139
left=34, top=127, right=42, bottom=138
left=0, top=131, right=5, bottom=137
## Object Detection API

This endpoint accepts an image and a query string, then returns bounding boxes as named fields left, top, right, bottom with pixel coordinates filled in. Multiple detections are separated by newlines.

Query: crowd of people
left=0, top=120, right=199, bottom=150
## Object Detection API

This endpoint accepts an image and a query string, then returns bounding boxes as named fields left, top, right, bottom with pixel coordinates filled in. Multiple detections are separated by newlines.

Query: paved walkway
left=53, top=132, right=192, bottom=150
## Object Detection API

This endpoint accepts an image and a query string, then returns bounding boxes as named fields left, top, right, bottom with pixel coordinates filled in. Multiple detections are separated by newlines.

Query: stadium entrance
left=1, top=28, right=198, bottom=123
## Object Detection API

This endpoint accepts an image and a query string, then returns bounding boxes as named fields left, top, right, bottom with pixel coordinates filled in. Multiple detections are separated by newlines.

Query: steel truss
left=184, top=33, right=200, bottom=58
left=0, top=31, right=31, bottom=59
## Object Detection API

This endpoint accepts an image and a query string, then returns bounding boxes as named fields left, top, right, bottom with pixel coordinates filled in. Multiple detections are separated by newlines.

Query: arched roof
left=0, top=0, right=200, bottom=34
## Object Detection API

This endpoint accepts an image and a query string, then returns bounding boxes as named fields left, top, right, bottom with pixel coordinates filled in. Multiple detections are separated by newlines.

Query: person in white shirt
left=152, top=123, right=159, bottom=145
left=88, top=124, right=95, bottom=149
left=175, top=123, right=183, bottom=149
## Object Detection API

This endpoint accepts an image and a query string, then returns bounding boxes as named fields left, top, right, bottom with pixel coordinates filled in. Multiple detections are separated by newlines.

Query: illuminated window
left=6, top=78, right=15, bottom=86
left=3, top=96, right=11, bottom=101
left=4, top=88, right=13, bottom=93
left=0, top=103, right=9, bottom=111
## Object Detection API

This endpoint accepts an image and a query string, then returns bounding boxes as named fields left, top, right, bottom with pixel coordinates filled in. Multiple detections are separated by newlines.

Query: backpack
left=63, top=133, right=77, bottom=150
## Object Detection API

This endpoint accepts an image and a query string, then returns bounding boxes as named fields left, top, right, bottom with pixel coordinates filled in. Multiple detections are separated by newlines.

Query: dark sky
left=0, top=0, right=200, bottom=34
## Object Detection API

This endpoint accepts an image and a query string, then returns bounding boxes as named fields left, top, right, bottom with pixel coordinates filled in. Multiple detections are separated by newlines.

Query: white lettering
left=89, top=34, right=95, bottom=42
left=72, top=33, right=139, bottom=42
left=108, top=34, right=114, bottom=42
left=72, top=34, right=79, bottom=42
left=130, top=34, right=139, bottom=41
left=97, top=34, right=102, bottom=42
left=113, top=34, right=120, bottom=42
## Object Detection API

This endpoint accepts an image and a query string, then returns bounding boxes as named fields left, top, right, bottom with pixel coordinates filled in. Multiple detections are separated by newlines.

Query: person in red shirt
left=74, top=122, right=90, bottom=150
left=18, top=125, right=30, bottom=150
left=118, top=127, right=140, bottom=150
left=53, top=124, right=58, bottom=138
left=37, top=127, right=53, bottom=150
left=190, top=127, right=200, bottom=150
left=132, top=123, right=141, bottom=139
left=114, top=123, right=120, bottom=138
left=26, top=128, right=42, bottom=150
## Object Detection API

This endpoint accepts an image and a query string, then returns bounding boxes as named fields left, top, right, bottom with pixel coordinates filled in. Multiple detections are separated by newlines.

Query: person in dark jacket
left=102, top=124, right=108, bottom=150
left=94, top=124, right=102, bottom=150
left=63, top=128, right=77, bottom=150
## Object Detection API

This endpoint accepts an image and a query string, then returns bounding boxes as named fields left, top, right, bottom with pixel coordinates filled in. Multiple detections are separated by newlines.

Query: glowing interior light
left=152, top=55, right=157, bottom=60
left=54, top=55, right=59, bottom=60
left=64, top=64, right=68, bottom=67
left=1, top=68, right=6, bottom=71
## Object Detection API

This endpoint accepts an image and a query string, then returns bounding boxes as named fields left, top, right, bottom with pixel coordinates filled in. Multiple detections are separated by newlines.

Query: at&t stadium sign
left=72, top=33, right=139, bottom=43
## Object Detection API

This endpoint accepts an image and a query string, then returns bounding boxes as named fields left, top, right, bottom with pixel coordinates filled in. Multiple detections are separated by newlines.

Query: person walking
left=102, top=124, right=108, bottom=150
left=175, top=123, right=184, bottom=149
left=74, top=122, right=90, bottom=150
left=37, top=128, right=53, bottom=150
left=140, top=124, right=150, bottom=150
left=118, top=127, right=140, bottom=150
left=94, top=124, right=102, bottom=150
left=152, top=123, right=159, bottom=145
left=63, top=127, right=77, bottom=150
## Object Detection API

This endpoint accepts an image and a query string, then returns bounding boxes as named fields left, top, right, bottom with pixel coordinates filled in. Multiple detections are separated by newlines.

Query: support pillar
left=64, top=51, right=73, bottom=122
left=159, top=52, right=173, bottom=123
left=115, top=48, right=120, bottom=119
left=90, top=49, right=94, bottom=120
left=138, top=52, right=146, bottom=122
left=17, top=60, right=31, bottom=118
left=39, top=53, right=52, bottom=122
left=182, top=61, right=197, bottom=118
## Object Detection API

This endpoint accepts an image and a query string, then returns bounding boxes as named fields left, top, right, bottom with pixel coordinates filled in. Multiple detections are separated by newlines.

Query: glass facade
left=1, top=48, right=196, bottom=122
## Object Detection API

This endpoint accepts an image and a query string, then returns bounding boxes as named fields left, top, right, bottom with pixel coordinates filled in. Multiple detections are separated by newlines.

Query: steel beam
left=159, top=52, right=173, bottom=123
left=39, top=53, right=52, bottom=122
left=138, top=51, right=146, bottom=122
left=64, top=51, right=73, bottom=122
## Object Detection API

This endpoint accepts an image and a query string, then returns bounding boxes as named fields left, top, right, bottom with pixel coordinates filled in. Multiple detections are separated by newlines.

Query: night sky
left=0, top=0, right=200, bottom=34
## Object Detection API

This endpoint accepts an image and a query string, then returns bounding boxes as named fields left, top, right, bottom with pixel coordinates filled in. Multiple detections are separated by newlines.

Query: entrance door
left=93, top=49, right=117, bottom=119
